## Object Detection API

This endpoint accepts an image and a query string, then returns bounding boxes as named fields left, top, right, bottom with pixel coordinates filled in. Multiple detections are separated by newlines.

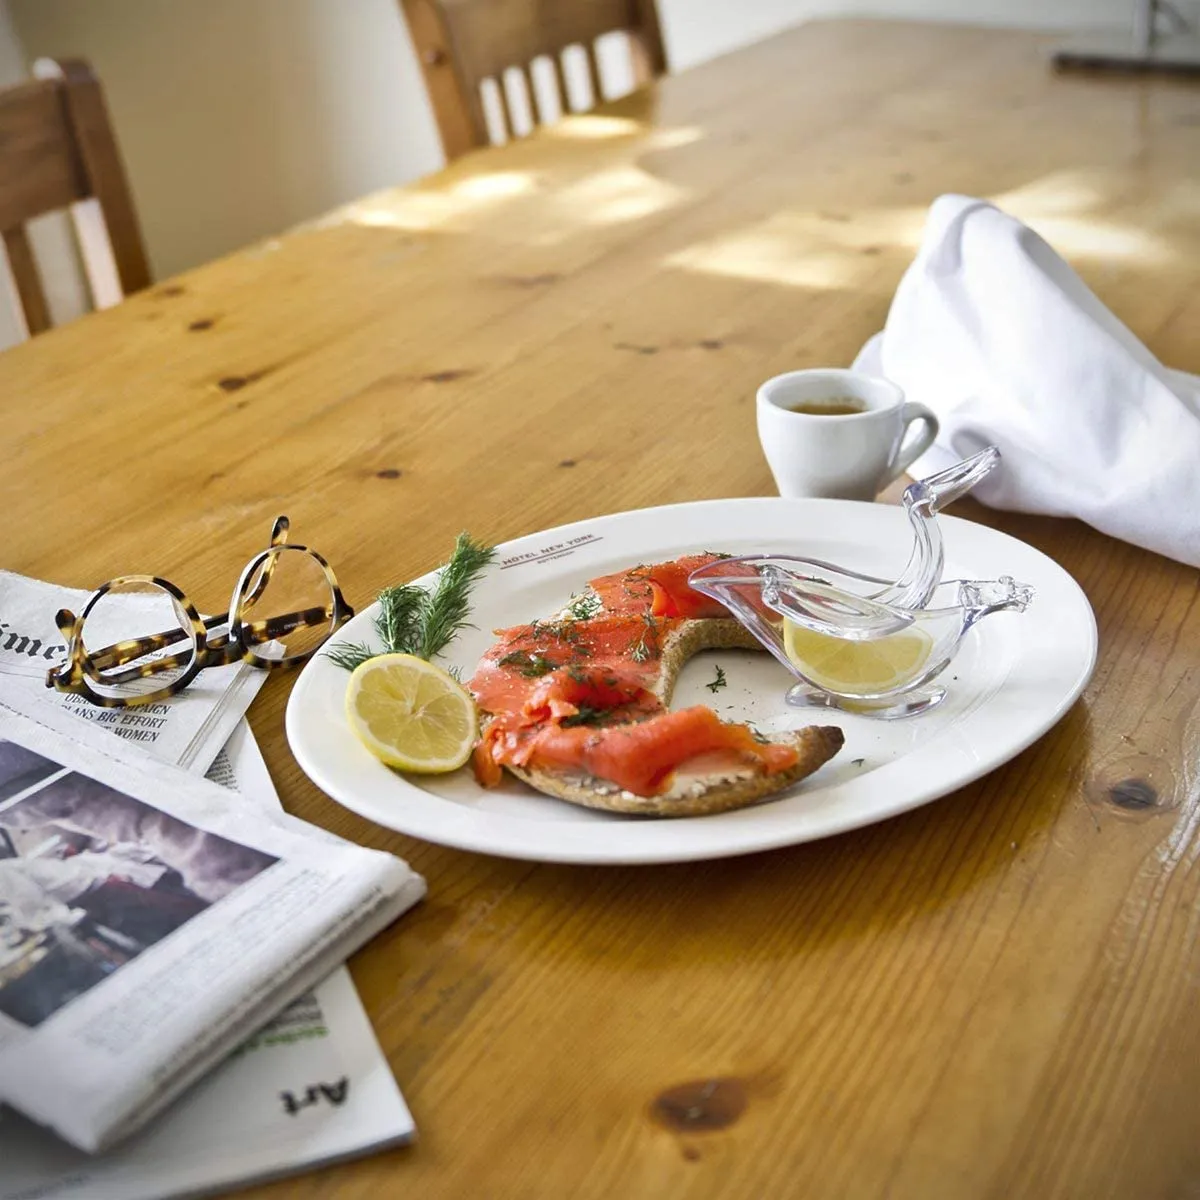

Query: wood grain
left=2, top=19, right=1199, bottom=1199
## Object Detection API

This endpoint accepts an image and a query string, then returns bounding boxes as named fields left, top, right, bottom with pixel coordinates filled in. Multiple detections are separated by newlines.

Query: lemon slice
left=783, top=618, right=933, bottom=696
left=346, top=654, right=477, bottom=772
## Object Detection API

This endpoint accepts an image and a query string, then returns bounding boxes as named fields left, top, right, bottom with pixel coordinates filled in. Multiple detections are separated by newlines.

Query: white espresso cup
left=756, top=369, right=939, bottom=500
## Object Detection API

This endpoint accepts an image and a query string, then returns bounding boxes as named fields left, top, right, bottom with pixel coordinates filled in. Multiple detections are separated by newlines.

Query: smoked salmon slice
left=589, top=553, right=731, bottom=620
left=518, top=706, right=799, bottom=798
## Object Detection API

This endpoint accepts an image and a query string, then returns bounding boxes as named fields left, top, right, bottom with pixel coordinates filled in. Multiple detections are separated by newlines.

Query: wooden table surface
left=4, top=18, right=1200, bottom=1199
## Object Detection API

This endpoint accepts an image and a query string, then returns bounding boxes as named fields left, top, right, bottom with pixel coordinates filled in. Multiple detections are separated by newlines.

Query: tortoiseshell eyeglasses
left=47, top=516, right=354, bottom=708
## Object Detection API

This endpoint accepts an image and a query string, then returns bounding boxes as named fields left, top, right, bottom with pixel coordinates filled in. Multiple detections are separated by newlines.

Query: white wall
left=7, top=0, right=444, bottom=280
left=0, top=0, right=30, bottom=348
left=661, top=0, right=1136, bottom=69
left=6, top=0, right=1146, bottom=289
left=0, top=0, right=23, bottom=80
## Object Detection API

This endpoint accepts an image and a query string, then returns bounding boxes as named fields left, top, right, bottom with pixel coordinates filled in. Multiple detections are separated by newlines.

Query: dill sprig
left=375, top=583, right=425, bottom=655
left=324, top=641, right=379, bottom=672
left=706, top=665, right=728, bottom=693
left=415, top=533, right=495, bottom=660
left=326, top=532, right=495, bottom=671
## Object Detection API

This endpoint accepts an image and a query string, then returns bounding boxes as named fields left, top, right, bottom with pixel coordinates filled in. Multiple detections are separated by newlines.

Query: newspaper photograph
left=0, top=695, right=425, bottom=1154
left=0, top=743, right=278, bottom=1029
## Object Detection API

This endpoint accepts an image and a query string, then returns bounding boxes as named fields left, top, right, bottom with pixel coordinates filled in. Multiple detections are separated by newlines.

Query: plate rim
left=285, top=497, right=1097, bottom=864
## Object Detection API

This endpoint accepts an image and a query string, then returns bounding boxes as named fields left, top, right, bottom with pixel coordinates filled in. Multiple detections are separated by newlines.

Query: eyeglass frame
left=46, top=516, right=354, bottom=709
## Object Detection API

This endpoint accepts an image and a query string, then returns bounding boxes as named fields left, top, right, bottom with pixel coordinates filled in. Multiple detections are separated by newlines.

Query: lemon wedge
left=345, top=654, right=477, bottom=772
left=783, top=618, right=933, bottom=697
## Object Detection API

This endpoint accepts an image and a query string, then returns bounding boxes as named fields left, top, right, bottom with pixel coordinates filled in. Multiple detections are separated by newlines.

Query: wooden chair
left=402, top=0, right=668, bottom=158
left=0, top=58, right=150, bottom=340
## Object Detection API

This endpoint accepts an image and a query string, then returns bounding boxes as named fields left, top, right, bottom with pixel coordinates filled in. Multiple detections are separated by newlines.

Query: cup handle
left=883, top=402, right=940, bottom=485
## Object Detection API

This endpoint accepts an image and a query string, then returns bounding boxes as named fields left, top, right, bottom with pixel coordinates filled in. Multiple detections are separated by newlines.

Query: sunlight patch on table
left=991, top=169, right=1110, bottom=217
left=990, top=170, right=1173, bottom=264
left=331, top=171, right=539, bottom=233
left=541, top=115, right=706, bottom=155
left=454, top=171, right=538, bottom=201
left=1021, top=216, right=1170, bottom=264
left=551, top=165, right=685, bottom=226
left=545, top=114, right=644, bottom=140
left=664, top=207, right=928, bottom=289
left=668, top=237, right=858, bottom=289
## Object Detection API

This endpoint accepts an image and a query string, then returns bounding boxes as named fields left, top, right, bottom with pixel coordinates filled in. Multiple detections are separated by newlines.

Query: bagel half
left=484, top=617, right=844, bottom=817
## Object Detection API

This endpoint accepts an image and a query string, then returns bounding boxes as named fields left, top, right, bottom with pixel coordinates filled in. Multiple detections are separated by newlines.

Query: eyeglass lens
left=80, top=581, right=198, bottom=700
left=237, top=546, right=336, bottom=664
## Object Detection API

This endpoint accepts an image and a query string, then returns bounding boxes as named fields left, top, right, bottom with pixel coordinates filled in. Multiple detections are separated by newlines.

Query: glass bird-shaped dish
left=689, top=562, right=1034, bottom=719
left=723, top=447, right=1001, bottom=613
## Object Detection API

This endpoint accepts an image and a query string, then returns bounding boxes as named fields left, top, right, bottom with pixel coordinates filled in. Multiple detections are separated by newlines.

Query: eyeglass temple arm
left=239, top=517, right=293, bottom=610
left=82, top=611, right=232, bottom=671
left=86, top=516, right=295, bottom=670
left=93, top=605, right=335, bottom=684
left=237, top=604, right=332, bottom=642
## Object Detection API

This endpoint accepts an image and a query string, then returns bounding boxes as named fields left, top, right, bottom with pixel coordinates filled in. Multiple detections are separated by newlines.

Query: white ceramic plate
left=286, top=499, right=1096, bottom=864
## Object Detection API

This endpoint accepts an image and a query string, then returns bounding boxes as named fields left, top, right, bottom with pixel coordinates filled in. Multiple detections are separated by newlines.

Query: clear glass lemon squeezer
left=688, top=448, right=1035, bottom=719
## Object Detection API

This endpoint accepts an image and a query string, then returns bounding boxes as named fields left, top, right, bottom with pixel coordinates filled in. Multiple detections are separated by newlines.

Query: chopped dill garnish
left=325, top=532, right=495, bottom=671
left=629, top=612, right=660, bottom=663
left=702, top=550, right=735, bottom=559
left=498, top=649, right=557, bottom=678
left=526, top=615, right=592, bottom=657
left=560, top=704, right=608, bottom=728
left=565, top=589, right=601, bottom=621
left=705, top=665, right=727, bottom=693
left=621, top=565, right=654, bottom=603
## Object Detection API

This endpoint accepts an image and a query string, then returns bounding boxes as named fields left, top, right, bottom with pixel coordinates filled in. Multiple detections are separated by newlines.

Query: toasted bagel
left=480, top=616, right=844, bottom=817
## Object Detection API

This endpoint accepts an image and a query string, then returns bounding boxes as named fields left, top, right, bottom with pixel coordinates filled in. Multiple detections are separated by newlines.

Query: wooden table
left=4, top=18, right=1199, bottom=1199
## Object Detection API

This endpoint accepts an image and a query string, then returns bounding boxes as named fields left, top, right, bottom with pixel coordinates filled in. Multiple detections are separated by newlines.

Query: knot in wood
left=1108, top=777, right=1158, bottom=810
left=651, top=1077, right=746, bottom=1133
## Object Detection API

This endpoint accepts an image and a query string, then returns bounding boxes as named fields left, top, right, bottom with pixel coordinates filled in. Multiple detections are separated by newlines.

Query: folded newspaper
left=0, top=693, right=426, bottom=1154
left=1, top=721, right=418, bottom=1199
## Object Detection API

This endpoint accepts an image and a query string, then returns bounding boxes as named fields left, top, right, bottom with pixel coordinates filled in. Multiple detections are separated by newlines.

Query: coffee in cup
left=756, top=369, right=939, bottom=501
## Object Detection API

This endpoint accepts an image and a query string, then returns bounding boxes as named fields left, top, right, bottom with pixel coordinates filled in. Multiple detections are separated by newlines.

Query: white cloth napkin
left=853, top=194, right=1200, bottom=568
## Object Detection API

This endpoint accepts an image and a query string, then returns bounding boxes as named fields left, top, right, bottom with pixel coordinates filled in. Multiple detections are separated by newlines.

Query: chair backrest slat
left=48, top=59, right=150, bottom=300
left=3, top=226, right=51, bottom=336
left=403, top=0, right=667, bottom=158
left=0, top=78, right=89, bottom=233
left=0, top=57, right=149, bottom=341
left=584, top=40, right=605, bottom=106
